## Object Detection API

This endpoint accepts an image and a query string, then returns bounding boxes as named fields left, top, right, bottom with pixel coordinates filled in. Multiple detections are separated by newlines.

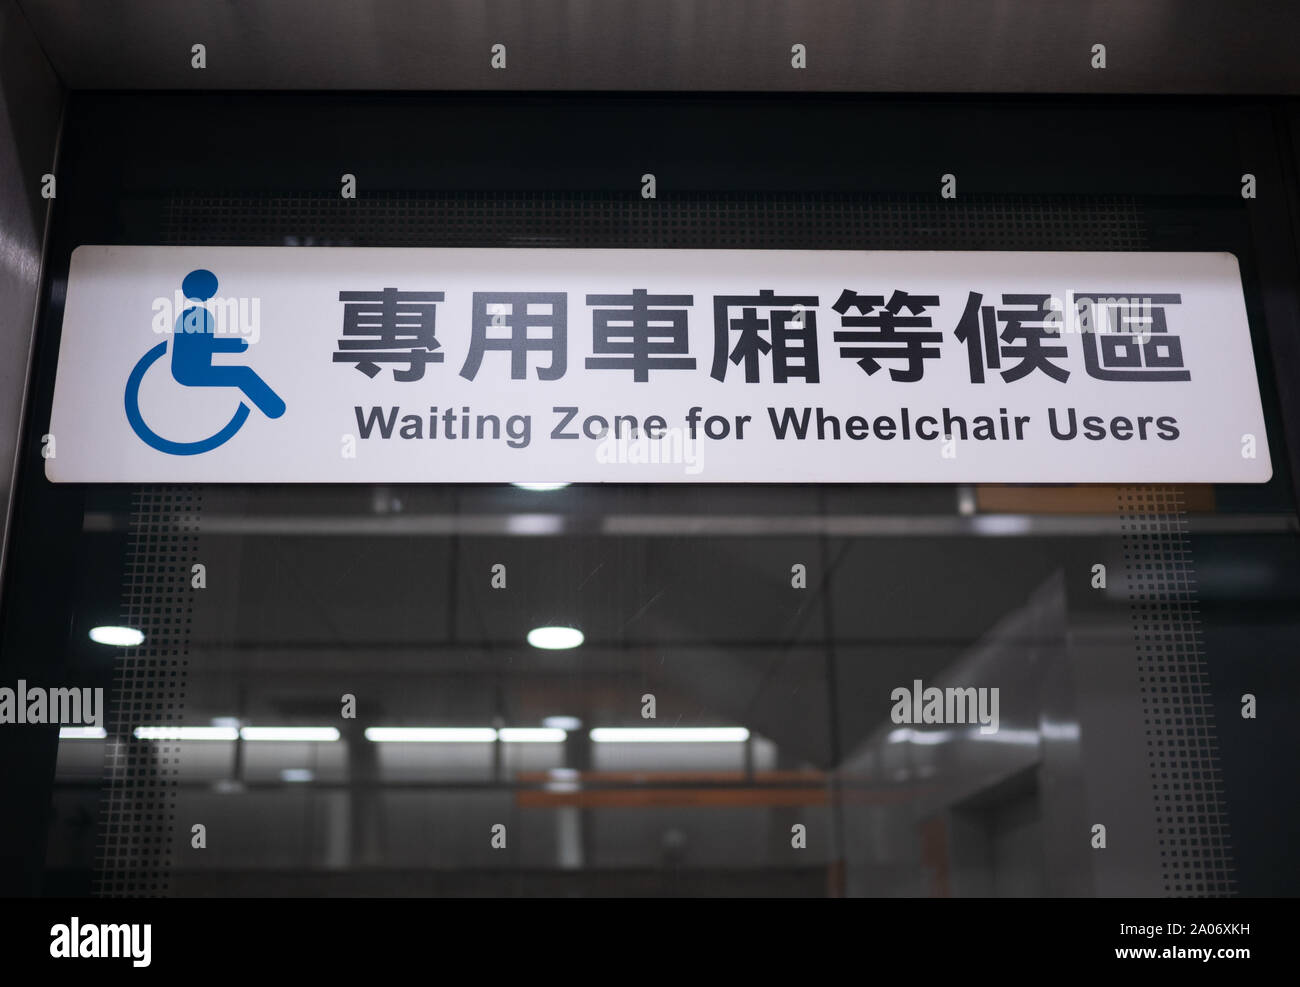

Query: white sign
left=47, top=246, right=1271, bottom=484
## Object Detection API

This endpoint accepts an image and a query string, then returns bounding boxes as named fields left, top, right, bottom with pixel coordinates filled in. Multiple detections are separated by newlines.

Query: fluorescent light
left=956, top=486, right=977, bottom=516
left=972, top=515, right=1032, bottom=536
left=498, top=727, right=566, bottom=743
left=365, top=727, right=496, bottom=743
left=89, top=625, right=144, bottom=647
left=134, top=726, right=239, bottom=741
left=280, top=768, right=314, bottom=783
left=1040, top=720, right=1081, bottom=741
left=59, top=726, right=106, bottom=740
left=363, top=727, right=567, bottom=743
left=512, top=482, right=570, bottom=491
left=506, top=514, right=564, bottom=535
left=239, top=726, right=339, bottom=742
left=210, top=716, right=241, bottom=730
left=886, top=728, right=953, bottom=746
left=542, top=715, right=583, bottom=731
left=975, top=728, right=1040, bottom=745
left=527, top=626, right=584, bottom=650
left=589, top=727, right=750, bottom=743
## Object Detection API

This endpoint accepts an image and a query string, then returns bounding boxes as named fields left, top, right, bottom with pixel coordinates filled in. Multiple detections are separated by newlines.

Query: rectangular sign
left=47, top=246, right=1271, bottom=483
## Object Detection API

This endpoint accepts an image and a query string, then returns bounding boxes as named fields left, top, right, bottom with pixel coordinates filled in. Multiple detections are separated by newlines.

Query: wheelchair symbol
left=125, top=269, right=284, bottom=456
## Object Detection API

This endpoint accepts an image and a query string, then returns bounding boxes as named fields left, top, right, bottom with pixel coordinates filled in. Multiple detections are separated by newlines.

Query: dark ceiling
left=15, top=0, right=1300, bottom=93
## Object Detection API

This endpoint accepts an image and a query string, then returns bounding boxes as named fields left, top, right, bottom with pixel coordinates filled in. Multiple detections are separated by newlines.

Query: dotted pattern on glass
left=1120, top=486, right=1235, bottom=898
left=95, top=487, right=200, bottom=897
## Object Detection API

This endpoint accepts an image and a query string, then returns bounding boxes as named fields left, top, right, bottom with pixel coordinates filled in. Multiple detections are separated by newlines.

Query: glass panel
left=7, top=95, right=1299, bottom=898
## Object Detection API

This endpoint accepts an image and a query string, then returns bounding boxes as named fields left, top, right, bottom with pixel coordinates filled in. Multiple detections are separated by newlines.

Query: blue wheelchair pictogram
left=125, top=269, right=285, bottom=455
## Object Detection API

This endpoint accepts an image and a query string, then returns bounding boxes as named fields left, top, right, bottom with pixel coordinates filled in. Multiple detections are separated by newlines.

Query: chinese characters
left=334, top=286, right=1189, bottom=385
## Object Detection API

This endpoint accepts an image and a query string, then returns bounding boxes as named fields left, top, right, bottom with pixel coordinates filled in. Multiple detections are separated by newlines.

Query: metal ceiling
left=16, top=0, right=1300, bottom=93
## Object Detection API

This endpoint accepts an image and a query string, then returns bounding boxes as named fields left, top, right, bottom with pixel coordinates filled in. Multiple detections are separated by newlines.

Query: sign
left=46, top=246, right=1271, bottom=484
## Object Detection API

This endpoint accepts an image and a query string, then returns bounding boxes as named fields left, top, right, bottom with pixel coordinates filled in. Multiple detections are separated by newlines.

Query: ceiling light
left=365, top=727, right=495, bottom=743
left=589, top=727, right=749, bottom=743
left=89, top=626, right=144, bottom=646
left=498, top=727, right=566, bottom=743
left=239, top=726, right=339, bottom=742
left=363, top=727, right=567, bottom=743
left=542, top=715, right=582, bottom=731
left=527, top=626, right=584, bottom=650
left=59, top=727, right=106, bottom=740
left=886, top=728, right=953, bottom=745
left=134, top=726, right=239, bottom=741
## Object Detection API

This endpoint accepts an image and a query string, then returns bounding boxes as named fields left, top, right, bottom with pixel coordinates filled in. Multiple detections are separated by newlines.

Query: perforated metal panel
left=161, top=191, right=1148, bottom=250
